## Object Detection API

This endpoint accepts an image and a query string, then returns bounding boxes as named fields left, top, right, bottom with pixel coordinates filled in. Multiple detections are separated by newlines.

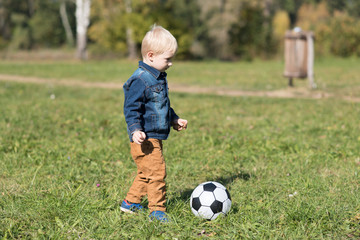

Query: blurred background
left=1, top=0, right=360, bottom=61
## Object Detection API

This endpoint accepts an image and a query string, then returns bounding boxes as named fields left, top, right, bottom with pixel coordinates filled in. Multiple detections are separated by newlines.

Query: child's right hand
left=132, top=131, right=146, bottom=144
left=172, top=118, right=188, bottom=131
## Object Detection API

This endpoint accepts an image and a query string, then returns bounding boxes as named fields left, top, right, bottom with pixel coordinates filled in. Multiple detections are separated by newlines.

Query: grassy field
left=0, top=57, right=359, bottom=97
left=0, top=58, right=360, bottom=239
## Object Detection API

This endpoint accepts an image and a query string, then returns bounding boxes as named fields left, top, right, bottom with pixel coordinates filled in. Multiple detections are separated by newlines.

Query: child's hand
left=132, top=131, right=146, bottom=144
left=172, top=119, right=188, bottom=131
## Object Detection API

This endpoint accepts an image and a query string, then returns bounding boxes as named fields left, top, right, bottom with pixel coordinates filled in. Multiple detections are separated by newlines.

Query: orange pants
left=125, top=139, right=167, bottom=212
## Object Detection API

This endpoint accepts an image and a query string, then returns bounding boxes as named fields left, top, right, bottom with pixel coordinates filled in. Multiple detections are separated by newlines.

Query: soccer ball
left=190, top=181, right=231, bottom=220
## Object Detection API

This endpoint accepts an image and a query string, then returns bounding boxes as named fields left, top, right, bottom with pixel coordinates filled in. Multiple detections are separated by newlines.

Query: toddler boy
left=121, top=25, right=187, bottom=222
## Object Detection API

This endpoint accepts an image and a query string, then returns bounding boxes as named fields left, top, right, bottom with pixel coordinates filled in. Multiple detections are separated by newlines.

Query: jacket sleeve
left=170, top=107, right=179, bottom=123
left=123, top=77, right=145, bottom=135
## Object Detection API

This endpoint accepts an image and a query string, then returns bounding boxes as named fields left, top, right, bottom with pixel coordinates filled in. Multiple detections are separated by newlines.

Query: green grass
left=0, top=58, right=360, bottom=239
left=0, top=57, right=359, bottom=96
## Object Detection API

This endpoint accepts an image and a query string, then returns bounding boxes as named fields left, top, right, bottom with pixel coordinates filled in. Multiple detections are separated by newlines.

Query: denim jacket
left=123, top=61, right=179, bottom=141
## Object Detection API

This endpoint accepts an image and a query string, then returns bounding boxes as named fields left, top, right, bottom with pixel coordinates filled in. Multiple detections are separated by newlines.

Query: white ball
left=190, top=181, right=232, bottom=220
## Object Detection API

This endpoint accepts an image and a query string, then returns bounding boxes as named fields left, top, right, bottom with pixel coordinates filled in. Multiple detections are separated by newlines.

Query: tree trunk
left=0, top=0, right=10, bottom=40
left=60, top=0, right=74, bottom=47
left=28, top=0, right=34, bottom=17
left=125, top=0, right=137, bottom=59
left=76, top=0, right=91, bottom=60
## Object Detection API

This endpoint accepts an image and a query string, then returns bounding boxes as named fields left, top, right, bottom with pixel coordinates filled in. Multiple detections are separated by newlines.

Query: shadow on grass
left=176, top=170, right=253, bottom=203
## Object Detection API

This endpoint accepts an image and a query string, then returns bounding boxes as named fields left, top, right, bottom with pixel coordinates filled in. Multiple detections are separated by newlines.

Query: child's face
left=148, top=51, right=175, bottom=72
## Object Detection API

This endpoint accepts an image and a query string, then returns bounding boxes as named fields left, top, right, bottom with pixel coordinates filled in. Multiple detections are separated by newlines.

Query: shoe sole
left=120, top=207, right=136, bottom=214
left=149, top=218, right=169, bottom=223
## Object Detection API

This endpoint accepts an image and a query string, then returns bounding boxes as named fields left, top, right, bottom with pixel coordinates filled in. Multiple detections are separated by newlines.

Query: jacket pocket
left=148, top=84, right=164, bottom=102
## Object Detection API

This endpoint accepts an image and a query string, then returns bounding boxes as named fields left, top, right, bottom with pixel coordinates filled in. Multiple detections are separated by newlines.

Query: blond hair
left=141, top=25, right=178, bottom=58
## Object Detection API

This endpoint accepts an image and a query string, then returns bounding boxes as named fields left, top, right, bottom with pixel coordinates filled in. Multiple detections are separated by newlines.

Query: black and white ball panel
left=190, top=181, right=232, bottom=220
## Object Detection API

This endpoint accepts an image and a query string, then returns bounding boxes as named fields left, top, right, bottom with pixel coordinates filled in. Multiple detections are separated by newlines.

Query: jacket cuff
left=170, top=108, right=179, bottom=123
left=128, top=123, right=143, bottom=135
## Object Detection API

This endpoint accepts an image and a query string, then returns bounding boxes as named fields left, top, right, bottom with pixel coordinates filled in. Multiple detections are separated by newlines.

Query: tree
left=345, top=0, right=360, bottom=18
left=196, top=0, right=241, bottom=59
left=125, top=0, right=136, bottom=59
left=75, top=0, right=91, bottom=60
left=273, top=0, right=305, bottom=26
left=29, top=0, right=67, bottom=47
left=156, top=0, right=203, bottom=59
left=2, top=0, right=32, bottom=49
left=229, top=3, right=267, bottom=60
left=60, top=0, right=74, bottom=47
left=88, top=0, right=200, bottom=59
left=296, top=1, right=330, bottom=30
left=0, top=0, right=12, bottom=44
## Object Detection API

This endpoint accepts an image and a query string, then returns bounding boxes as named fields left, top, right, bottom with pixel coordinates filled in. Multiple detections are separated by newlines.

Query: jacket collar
left=139, top=61, right=167, bottom=79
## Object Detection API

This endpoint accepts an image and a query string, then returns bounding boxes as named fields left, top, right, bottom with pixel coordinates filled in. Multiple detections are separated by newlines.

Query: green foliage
left=273, top=0, right=304, bottom=24
left=2, top=0, right=73, bottom=50
left=229, top=5, right=262, bottom=60
left=229, top=3, right=276, bottom=60
left=156, top=0, right=203, bottom=59
left=0, top=58, right=360, bottom=238
left=89, top=0, right=160, bottom=57
left=88, top=0, right=201, bottom=59
left=8, top=25, right=31, bottom=50
left=272, top=10, right=290, bottom=41
left=327, top=0, right=360, bottom=18
left=7, top=13, right=31, bottom=50
left=296, top=2, right=360, bottom=57
left=327, top=12, right=360, bottom=57
left=29, top=1, right=66, bottom=47
left=2, top=0, right=360, bottom=59
left=0, top=37, right=7, bottom=49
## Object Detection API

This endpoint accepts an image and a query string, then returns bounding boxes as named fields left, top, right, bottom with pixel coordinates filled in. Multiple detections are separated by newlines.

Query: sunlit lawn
left=0, top=57, right=359, bottom=96
left=0, top=57, right=359, bottom=238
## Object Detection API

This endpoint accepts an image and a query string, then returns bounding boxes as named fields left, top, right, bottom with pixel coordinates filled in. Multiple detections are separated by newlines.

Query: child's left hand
left=172, top=118, right=188, bottom=131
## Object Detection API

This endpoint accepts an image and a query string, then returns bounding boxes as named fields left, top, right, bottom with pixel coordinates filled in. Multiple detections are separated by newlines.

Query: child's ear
left=147, top=51, right=154, bottom=62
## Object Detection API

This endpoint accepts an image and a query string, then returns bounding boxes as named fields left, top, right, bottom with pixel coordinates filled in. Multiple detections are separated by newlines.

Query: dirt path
left=0, top=74, right=359, bottom=103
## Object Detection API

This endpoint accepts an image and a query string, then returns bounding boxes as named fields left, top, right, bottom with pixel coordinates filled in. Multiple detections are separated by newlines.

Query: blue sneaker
left=120, top=199, right=144, bottom=214
left=149, top=211, right=169, bottom=223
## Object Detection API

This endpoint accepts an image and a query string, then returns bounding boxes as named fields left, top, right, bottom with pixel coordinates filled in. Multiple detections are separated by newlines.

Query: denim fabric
left=123, top=61, right=179, bottom=141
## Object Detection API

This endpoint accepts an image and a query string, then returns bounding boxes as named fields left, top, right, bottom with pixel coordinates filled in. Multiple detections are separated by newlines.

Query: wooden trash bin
left=284, top=30, right=316, bottom=88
